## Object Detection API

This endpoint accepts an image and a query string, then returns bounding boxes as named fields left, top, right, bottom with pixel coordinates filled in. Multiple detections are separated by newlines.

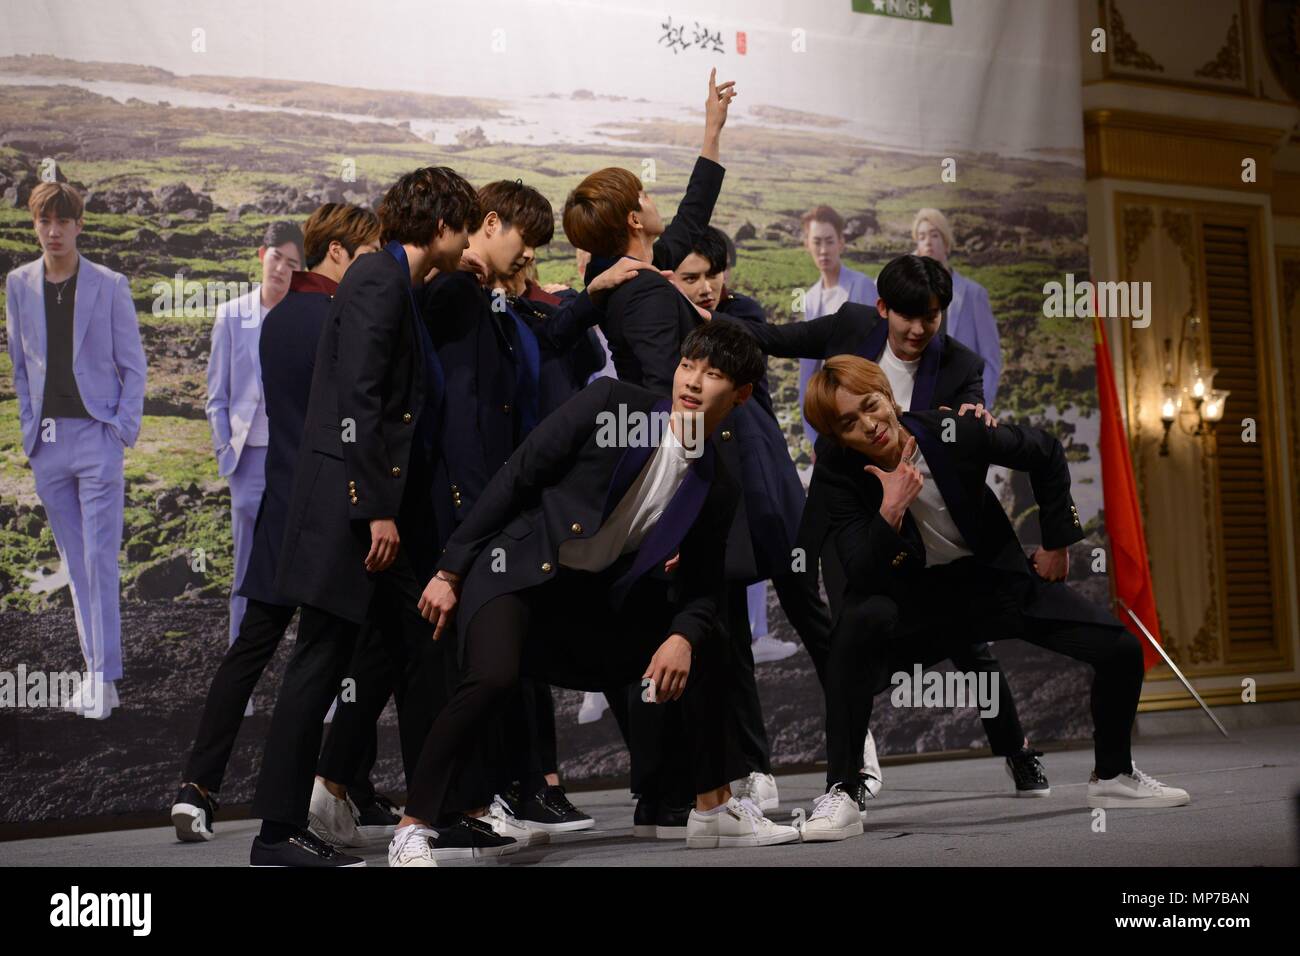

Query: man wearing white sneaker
left=389, top=324, right=800, bottom=866
left=792, top=354, right=1189, bottom=843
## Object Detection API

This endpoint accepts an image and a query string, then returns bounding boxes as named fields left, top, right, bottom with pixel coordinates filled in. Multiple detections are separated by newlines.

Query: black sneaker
left=171, top=783, right=218, bottom=843
left=1006, top=747, right=1051, bottom=797
left=516, top=784, right=594, bottom=833
left=430, top=814, right=520, bottom=861
left=354, top=793, right=402, bottom=841
left=655, top=800, right=693, bottom=840
left=250, top=828, right=366, bottom=867
left=633, top=796, right=658, bottom=838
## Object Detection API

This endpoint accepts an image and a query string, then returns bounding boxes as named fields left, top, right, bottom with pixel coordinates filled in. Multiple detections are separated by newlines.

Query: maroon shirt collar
left=289, top=270, right=338, bottom=295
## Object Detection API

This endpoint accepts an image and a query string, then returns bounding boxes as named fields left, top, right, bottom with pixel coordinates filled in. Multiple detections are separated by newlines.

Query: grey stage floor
left=3, top=724, right=1297, bottom=867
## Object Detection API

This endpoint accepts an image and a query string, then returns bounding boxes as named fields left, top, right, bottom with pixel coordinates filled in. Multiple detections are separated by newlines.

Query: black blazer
left=584, top=154, right=725, bottom=394
left=238, top=275, right=334, bottom=607
left=437, top=377, right=738, bottom=649
left=422, top=271, right=526, bottom=523
left=276, top=248, right=443, bottom=623
left=725, top=300, right=986, bottom=414
left=713, top=291, right=774, bottom=419
left=808, top=409, right=1114, bottom=627
left=510, top=290, right=606, bottom=415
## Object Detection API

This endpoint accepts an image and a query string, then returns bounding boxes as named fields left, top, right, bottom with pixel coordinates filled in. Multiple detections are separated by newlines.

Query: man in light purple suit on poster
left=205, top=221, right=302, bottom=650
left=913, top=207, right=1002, bottom=407
left=798, top=205, right=877, bottom=451
left=5, top=182, right=147, bottom=718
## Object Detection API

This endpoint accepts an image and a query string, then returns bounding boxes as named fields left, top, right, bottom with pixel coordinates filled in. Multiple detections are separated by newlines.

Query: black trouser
left=493, top=679, right=559, bottom=798
left=316, top=596, right=449, bottom=797
left=724, top=582, right=773, bottom=776
left=824, top=559, right=1143, bottom=789
left=252, top=550, right=444, bottom=827
left=184, top=599, right=297, bottom=793
left=404, top=568, right=732, bottom=823
left=819, top=539, right=1024, bottom=758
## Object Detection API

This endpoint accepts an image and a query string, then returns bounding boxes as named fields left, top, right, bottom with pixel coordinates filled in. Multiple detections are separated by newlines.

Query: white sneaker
left=486, top=796, right=550, bottom=847
left=859, top=730, right=883, bottom=798
left=388, top=824, right=439, bottom=867
left=1088, top=766, right=1190, bottom=809
left=751, top=635, right=799, bottom=664
left=687, top=797, right=799, bottom=849
left=731, top=772, right=779, bottom=811
left=63, top=678, right=117, bottom=719
left=798, top=784, right=864, bottom=842
left=307, top=778, right=365, bottom=847
left=577, top=692, right=608, bottom=725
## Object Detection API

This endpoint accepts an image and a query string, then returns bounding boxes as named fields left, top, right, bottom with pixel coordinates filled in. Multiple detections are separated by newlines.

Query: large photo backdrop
left=0, top=0, right=1100, bottom=823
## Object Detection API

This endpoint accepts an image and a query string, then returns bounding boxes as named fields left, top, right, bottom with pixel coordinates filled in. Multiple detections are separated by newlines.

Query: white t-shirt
left=877, top=341, right=920, bottom=412
left=904, top=442, right=973, bottom=566
left=820, top=282, right=850, bottom=316
left=558, top=425, right=692, bottom=572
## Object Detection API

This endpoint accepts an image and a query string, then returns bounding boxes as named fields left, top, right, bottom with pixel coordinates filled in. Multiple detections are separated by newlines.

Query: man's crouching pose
left=795, top=355, right=1189, bottom=842
left=389, top=322, right=800, bottom=866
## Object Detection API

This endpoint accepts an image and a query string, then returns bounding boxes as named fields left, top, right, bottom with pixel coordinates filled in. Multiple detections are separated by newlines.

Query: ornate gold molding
left=1084, top=110, right=1284, bottom=190
left=1194, top=12, right=1244, bottom=81
left=1109, top=3, right=1164, bottom=73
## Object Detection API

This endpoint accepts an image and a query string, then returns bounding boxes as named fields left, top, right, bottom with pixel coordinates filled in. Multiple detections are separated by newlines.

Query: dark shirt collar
left=289, top=270, right=339, bottom=295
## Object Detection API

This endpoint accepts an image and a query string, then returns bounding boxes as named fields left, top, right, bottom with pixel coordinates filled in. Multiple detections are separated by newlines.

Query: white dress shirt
left=559, top=425, right=693, bottom=572
left=904, top=442, right=973, bottom=566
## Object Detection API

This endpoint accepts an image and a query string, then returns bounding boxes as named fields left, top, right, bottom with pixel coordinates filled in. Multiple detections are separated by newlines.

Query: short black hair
left=876, top=254, right=952, bottom=317
left=476, top=179, right=554, bottom=247
left=262, top=220, right=304, bottom=260
left=682, top=225, right=730, bottom=275
left=379, top=166, right=480, bottom=247
left=680, top=320, right=764, bottom=388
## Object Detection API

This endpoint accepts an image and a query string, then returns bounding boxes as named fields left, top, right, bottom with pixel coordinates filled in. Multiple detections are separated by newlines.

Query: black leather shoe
left=518, top=784, right=594, bottom=833
left=430, top=814, right=519, bottom=861
left=633, top=796, right=658, bottom=838
left=249, top=828, right=366, bottom=867
left=171, top=783, right=218, bottom=843
left=654, top=801, right=692, bottom=840
left=1006, top=747, right=1051, bottom=797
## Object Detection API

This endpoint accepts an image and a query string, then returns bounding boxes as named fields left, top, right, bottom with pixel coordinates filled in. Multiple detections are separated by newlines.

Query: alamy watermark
left=594, top=404, right=705, bottom=458
left=0, top=666, right=108, bottom=717
left=1042, top=273, right=1151, bottom=328
left=890, top=664, right=1000, bottom=718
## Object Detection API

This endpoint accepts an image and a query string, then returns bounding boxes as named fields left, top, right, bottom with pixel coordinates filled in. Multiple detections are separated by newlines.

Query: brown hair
left=29, top=182, right=84, bottom=221
left=561, top=167, right=642, bottom=258
left=379, top=166, right=480, bottom=247
left=477, top=180, right=554, bottom=247
left=303, top=203, right=380, bottom=268
left=800, top=204, right=844, bottom=238
left=804, top=355, right=902, bottom=442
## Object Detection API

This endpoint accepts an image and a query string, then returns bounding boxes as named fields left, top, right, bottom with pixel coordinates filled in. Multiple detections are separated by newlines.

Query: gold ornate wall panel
left=1099, top=0, right=1252, bottom=93
left=1116, top=193, right=1293, bottom=678
left=1084, top=110, right=1283, bottom=191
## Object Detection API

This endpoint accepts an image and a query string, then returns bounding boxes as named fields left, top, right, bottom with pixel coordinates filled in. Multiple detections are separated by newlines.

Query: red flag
left=1093, top=313, right=1163, bottom=669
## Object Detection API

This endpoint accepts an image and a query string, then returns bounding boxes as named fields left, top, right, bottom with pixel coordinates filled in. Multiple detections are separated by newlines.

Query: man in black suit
left=670, top=226, right=834, bottom=812
left=388, top=323, right=801, bottom=866
left=248, top=167, right=480, bottom=867
left=793, top=355, right=1190, bottom=841
left=559, top=69, right=740, bottom=834
left=170, top=203, right=381, bottom=844
left=420, top=180, right=657, bottom=838
left=722, top=254, right=1038, bottom=802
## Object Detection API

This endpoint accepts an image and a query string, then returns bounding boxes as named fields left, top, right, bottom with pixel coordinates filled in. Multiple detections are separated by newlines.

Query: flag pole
left=1116, top=597, right=1229, bottom=738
